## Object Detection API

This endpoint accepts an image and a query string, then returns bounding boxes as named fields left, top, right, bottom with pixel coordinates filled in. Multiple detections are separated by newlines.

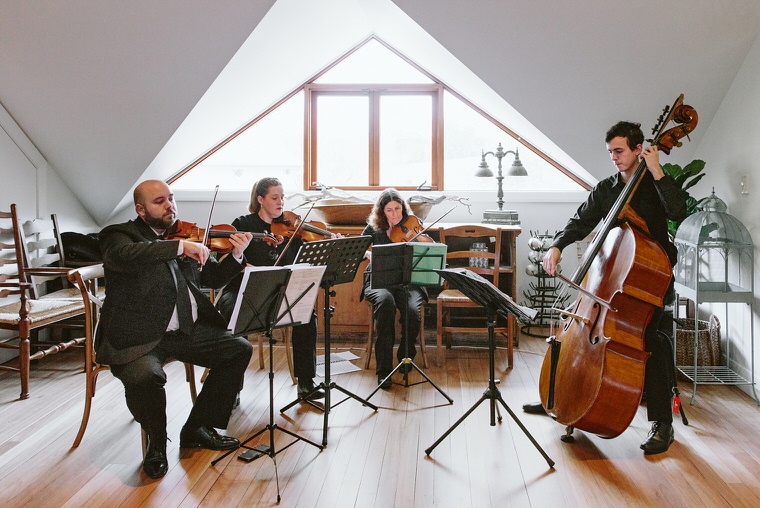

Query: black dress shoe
left=179, top=425, right=240, bottom=451
left=640, top=421, right=674, bottom=454
left=297, top=378, right=325, bottom=400
left=378, top=375, right=392, bottom=389
left=143, top=432, right=168, bottom=479
left=398, top=363, right=413, bottom=375
left=522, top=401, right=547, bottom=415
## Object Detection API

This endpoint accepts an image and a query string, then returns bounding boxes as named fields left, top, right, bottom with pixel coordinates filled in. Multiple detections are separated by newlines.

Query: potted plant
left=661, top=159, right=707, bottom=238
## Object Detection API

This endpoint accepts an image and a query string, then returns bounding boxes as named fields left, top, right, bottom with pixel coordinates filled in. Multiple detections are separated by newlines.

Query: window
left=172, top=37, right=586, bottom=193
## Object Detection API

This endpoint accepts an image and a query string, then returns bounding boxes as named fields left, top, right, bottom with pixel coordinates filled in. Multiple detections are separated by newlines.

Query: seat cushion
left=436, top=289, right=473, bottom=304
left=0, top=298, right=84, bottom=325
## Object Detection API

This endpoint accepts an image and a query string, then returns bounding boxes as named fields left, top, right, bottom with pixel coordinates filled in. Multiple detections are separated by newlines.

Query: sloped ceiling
left=1, top=0, right=759, bottom=224
left=392, top=0, right=760, bottom=177
left=0, top=0, right=276, bottom=222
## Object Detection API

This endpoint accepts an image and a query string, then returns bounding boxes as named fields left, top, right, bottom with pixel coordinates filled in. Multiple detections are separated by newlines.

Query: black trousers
left=644, top=306, right=674, bottom=424
left=110, top=323, right=252, bottom=436
left=363, top=284, right=426, bottom=377
left=216, top=289, right=317, bottom=380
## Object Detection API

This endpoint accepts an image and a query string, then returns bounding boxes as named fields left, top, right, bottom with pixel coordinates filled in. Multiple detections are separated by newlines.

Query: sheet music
left=227, top=264, right=326, bottom=332
left=275, top=263, right=326, bottom=327
left=437, top=268, right=538, bottom=323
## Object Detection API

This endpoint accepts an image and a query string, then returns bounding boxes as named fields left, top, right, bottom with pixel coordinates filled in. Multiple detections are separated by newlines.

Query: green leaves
left=661, top=159, right=706, bottom=238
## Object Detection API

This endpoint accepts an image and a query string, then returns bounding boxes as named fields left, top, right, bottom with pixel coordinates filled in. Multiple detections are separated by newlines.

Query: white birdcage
left=673, top=189, right=756, bottom=403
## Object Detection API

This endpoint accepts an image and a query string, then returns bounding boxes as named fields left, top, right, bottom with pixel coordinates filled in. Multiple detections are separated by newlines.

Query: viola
left=388, top=215, right=434, bottom=243
left=270, top=210, right=334, bottom=242
left=166, top=219, right=281, bottom=253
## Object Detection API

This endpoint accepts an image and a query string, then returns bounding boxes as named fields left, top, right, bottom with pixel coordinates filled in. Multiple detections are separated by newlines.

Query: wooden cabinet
left=314, top=223, right=520, bottom=340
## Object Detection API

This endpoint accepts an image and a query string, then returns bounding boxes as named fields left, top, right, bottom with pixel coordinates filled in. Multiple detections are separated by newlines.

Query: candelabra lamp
left=476, top=143, right=527, bottom=224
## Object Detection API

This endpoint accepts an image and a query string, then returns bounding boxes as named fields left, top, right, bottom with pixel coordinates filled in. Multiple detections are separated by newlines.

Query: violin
left=388, top=215, right=434, bottom=243
left=166, top=219, right=281, bottom=253
left=270, top=210, right=334, bottom=242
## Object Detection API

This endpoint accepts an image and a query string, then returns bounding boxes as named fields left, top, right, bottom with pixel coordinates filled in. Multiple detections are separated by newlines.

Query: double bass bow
left=538, top=95, right=698, bottom=439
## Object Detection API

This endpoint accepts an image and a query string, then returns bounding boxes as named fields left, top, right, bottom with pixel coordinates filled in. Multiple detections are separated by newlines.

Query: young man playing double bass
left=524, top=121, right=686, bottom=454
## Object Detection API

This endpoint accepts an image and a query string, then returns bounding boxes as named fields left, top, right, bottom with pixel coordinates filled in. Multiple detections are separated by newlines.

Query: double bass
left=538, top=95, right=698, bottom=439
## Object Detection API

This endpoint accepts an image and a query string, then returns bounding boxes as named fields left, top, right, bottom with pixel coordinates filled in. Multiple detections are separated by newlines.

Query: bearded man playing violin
left=97, top=179, right=254, bottom=479
left=523, top=121, right=687, bottom=455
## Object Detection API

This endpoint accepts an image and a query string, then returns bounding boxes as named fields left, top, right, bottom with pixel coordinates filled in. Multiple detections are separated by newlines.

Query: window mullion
left=369, top=90, right=380, bottom=186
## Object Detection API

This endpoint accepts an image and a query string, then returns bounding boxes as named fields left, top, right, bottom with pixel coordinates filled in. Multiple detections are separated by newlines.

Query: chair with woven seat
left=436, top=225, right=513, bottom=367
left=0, top=204, right=88, bottom=399
left=67, top=263, right=198, bottom=449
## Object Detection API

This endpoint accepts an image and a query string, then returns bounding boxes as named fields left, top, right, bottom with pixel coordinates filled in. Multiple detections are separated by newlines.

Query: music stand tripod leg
left=280, top=282, right=378, bottom=446
left=211, top=330, right=323, bottom=502
left=425, top=309, right=554, bottom=468
left=366, top=284, right=453, bottom=403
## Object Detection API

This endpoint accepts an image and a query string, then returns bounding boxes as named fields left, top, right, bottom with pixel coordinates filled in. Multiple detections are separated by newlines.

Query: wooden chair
left=67, top=263, right=198, bottom=448
left=435, top=225, right=513, bottom=367
left=251, top=328, right=295, bottom=384
left=0, top=204, right=88, bottom=399
left=364, top=300, right=427, bottom=369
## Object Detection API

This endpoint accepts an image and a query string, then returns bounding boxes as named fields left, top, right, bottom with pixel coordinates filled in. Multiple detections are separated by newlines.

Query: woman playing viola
left=361, top=188, right=432, bottom=389
left=216, top=177, right=330, bottom=401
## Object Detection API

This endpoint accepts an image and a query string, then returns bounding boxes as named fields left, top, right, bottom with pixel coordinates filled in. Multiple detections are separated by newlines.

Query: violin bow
left=201, top=184, right=221, bottom=248
left=273, top=201, right=316, bottom=266
left=408, top=206, right=456, bottom=242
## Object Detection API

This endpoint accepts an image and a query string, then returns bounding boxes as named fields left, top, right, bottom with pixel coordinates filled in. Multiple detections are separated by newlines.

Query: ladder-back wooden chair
left=436, top=225, right=513, bottom=367
left=67, top=263, right=198, bottom=448
left=0, top=204, right=87, bottom=399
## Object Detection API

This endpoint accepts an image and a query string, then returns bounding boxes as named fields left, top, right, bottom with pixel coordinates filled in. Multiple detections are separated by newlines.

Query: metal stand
left=366, top=282, right=452, bottom=403
left=424, top=269, right=553, bottom=467
left=279, top=236, right=377, bottom=446
left=212, top=266, right=324, bottom=502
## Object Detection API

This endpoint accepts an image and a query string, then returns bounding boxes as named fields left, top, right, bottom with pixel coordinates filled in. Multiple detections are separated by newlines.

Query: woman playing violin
left=215, top=177, right=333, bottom=401
left=361, top=188, right=432, bottom=389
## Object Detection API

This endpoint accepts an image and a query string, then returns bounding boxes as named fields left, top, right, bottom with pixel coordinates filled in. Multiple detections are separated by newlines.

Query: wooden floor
left=1, top=332, right=759, bottom=508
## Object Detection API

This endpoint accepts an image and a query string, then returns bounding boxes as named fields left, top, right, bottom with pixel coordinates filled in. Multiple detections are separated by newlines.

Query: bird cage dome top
left=674, top=189, right=752, bottom=247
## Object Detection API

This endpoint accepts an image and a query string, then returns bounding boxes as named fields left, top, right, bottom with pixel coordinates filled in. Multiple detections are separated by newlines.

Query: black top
left=551, top=172, right=686, bottom=266
left=224, top=212, right=305, bottom=296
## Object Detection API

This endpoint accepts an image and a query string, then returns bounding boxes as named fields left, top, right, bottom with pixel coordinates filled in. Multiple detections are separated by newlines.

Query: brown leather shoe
left=640, top=422, right=674, bottom=454
left=180, top=426, right=240, bottom=451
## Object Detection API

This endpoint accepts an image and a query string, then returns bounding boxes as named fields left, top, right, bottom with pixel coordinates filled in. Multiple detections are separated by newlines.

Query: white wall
left=691, top=32, right=760, bottom=398
left=0, top=104, right=98, bottom=364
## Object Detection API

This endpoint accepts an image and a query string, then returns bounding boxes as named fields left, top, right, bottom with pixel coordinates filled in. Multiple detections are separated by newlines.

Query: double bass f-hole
left=588, top=303, right=601, bottom=345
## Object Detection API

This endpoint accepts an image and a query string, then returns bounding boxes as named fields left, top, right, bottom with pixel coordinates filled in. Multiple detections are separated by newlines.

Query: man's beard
left=143, top=213, right=175, bottom=231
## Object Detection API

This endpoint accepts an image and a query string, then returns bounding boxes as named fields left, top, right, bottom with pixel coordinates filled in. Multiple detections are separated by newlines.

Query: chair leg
left=418, top=309, right=428, bottom=369
left=507, top=315, right=514, bottom=369
left=436, top=301, right=444, bottom=367
left=19, top=336, right=30, bottom=400
left=184, top=364, right=198, bottom=403
left=282, top=328, right=296, bottom=385
left=249, top=333, right=265, bottom=369
left=364, top=313, right=375, bottom=370
left=72, top=369, right=98, bottom=447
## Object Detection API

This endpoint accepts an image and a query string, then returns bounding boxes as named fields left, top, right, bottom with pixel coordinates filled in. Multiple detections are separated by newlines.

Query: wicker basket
left=675, top=315, right=721, bottom=366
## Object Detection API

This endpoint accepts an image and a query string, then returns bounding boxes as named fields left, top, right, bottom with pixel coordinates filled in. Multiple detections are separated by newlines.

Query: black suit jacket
left=95, top=217, right=245, bottom=365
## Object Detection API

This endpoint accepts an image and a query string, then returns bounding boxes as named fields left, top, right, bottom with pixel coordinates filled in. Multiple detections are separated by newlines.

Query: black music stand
left=212, top=265, right=325, bottom=502
left=279, top=236, right=377, bottom=446
left=424, top=268, right=554, bottom=467
left=364, top=242, right=453, bottom=403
